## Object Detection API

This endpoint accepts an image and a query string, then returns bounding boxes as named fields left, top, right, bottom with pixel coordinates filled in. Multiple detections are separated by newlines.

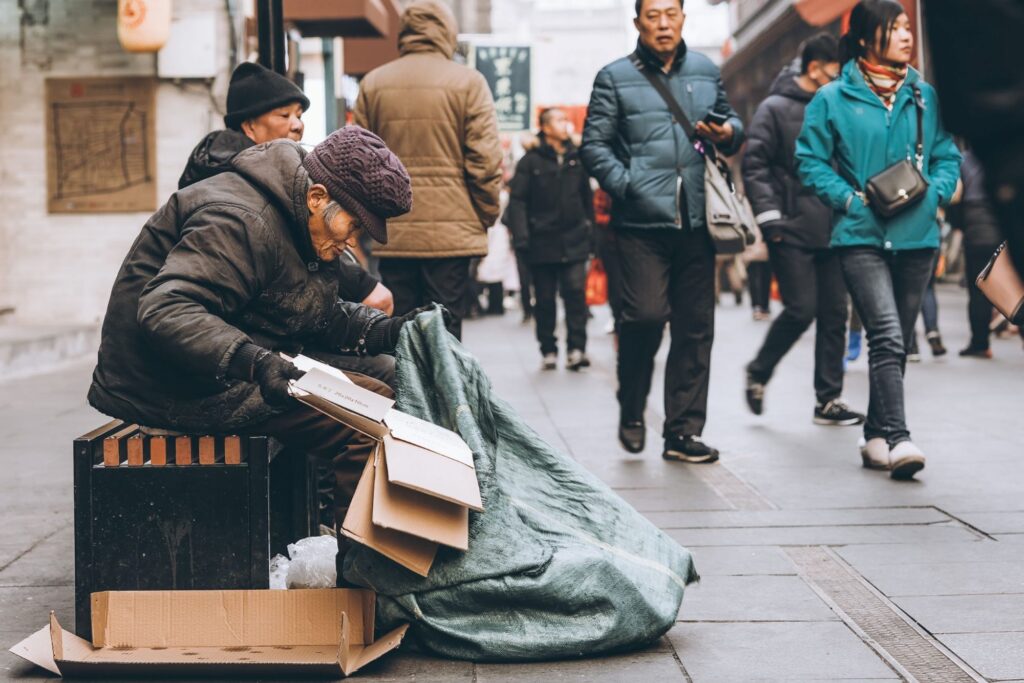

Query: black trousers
left=596, top=227, right=625, bottom=325
left=531, top=261, right=588, bottom=355
left=747, top=243, right=849, bottom=403
left=379, top=257, right=470, bottom=340
left=617, top=228, right=715, bottom=438
left=515, top=249, right=534, bottom=316
left=747, top=261, right=772, bottom=310
left=965, top=243, right=1001, bottom=349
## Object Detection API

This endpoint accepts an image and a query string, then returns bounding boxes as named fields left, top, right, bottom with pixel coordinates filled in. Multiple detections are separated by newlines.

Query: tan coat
left=354, top=1, right=502, bottom=259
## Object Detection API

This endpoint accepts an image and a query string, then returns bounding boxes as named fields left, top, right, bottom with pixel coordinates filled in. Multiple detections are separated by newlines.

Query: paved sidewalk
left=3, top=284, right=1023, bottom=681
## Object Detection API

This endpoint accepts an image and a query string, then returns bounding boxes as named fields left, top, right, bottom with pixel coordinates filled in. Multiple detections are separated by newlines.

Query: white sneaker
left=858, top=437, right=890, bottom=470
left=541, top=353, right=557, bottom=371
left=889, top=441, right=926, bottom=480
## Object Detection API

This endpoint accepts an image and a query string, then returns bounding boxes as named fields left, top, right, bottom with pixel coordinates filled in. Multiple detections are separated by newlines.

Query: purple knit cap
left=302, top=126, right=412, bottom=244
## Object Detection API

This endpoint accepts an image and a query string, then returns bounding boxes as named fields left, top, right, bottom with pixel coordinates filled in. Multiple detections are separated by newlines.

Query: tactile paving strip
left=786, top=545, right=985, bottom=683
left=688, top=463, right=777, bottom=511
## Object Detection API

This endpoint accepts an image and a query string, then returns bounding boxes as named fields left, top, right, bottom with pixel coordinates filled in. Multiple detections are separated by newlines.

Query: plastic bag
left=285, top=536, right=337, bottom=589
left=269, top=554, right=290, bottom=590
left=585, top=258, right=608, bottom=306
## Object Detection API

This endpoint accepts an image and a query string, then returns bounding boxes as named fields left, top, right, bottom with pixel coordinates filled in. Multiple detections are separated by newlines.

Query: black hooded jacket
left=504, top=136, right=594, bottom=266
left=89, top=140, right=385, bottom=432
left=742, top=75, right=832, bottom=249
left=178, top=130, right=379, bottom=301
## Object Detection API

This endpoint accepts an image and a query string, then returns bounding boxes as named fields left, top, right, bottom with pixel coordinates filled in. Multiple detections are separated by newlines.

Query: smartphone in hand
left=703, top=111, right=729, bottom=127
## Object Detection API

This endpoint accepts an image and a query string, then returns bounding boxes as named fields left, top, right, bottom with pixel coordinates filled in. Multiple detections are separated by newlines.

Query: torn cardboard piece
left=9, top=589, right=408, bottom=678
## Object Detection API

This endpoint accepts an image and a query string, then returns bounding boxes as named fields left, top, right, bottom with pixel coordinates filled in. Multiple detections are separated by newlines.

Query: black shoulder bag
left=863, top=85, right=929, bottom=218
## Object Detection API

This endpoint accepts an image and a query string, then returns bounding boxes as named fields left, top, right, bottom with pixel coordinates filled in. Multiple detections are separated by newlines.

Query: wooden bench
left=73, top=420, right=323, bottom=640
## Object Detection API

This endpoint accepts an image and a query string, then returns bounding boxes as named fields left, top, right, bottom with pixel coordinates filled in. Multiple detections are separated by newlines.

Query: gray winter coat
left=88, top=140, right=384, bottom=432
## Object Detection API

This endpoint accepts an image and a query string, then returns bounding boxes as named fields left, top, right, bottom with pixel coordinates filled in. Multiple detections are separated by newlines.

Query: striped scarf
left=857, top=58, right=908, bottom=109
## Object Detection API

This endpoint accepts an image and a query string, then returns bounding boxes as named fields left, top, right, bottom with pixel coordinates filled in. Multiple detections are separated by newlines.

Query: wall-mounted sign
left=45, top=77, right=156, bottom=213
left=473, top=45, right=531, bottom=133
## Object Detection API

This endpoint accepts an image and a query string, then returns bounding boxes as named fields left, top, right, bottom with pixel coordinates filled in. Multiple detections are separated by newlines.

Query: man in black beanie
left=178, top=62, right=396, bottom=381
left=90, top=128, right=444, bottom=573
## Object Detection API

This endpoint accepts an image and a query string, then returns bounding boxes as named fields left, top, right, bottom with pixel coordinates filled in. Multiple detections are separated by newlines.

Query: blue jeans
left=838, top=247, right=937, bottom=445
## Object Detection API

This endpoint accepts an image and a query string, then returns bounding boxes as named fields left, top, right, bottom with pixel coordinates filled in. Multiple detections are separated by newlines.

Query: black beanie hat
left=303, top=127, right=413, bottom=245
left=224, top=62, right=311, bottom=130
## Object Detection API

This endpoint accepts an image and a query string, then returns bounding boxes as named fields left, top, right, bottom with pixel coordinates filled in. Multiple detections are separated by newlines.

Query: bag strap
left=911, top=84, right=924, bottom=170
left=629, top=52, right=697, bottom=142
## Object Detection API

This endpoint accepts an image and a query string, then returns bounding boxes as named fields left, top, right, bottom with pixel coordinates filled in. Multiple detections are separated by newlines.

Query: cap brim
left=342, top=198, right=388, bottom=245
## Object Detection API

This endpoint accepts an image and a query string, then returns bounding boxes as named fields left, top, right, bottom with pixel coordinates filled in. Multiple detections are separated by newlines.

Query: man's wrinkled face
left=242, top=102, right=305, bottom=144
left=635, top=0, right=685, bottom=60
left=306, top=184, right=359, bottom=262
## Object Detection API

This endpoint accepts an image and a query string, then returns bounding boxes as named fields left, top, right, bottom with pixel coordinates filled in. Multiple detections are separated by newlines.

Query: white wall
left=0, top=0, right=235, bottom=325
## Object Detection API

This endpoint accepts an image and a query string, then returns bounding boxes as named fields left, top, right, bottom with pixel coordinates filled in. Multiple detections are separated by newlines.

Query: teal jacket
left=580, top=42, right=744, bottom=231
left=796, top=61, right=961, bottom=250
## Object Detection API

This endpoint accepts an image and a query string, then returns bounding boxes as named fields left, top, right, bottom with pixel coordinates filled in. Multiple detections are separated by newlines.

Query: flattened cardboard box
left=9, top=589, right=407, bottom=678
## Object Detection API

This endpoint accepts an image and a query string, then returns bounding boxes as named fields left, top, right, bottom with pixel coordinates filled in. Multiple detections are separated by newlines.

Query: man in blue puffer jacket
left=581, top=0, right=743, bottom=464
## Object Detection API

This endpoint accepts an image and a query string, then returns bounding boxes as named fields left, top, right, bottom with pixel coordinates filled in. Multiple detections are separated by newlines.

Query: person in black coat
left=741, top=34, right=866, bottom=427
left=505, top=108, right=594, bottom=371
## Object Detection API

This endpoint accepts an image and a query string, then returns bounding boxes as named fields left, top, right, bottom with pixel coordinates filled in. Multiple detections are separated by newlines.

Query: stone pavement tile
left=614, top=485, right=732, bottom=512
left=645, top=507, right=949, bottom=529
left=0, top=585, right=73, bottom=641
left=854, top=560, right=1024, bottom=597
left=0, top=526, right=73, bottom=587
left=893, top=594, right=1024, bottom=634
left=570, top=454, right=723, bottom=491
left=837, top=540, right=1024, bottom=567
left=351, top=652, right=475, bottom=682
left=953, top=511, right=1024, bottom=535
left=475, top=652, right=687, bottom=682
left=669, top=622, right=896, bottom=681
left=937, top=632, right=1024, bottom=681
left=679, top=575, right=837, bottom=622
left=667, top=522, right=980, bottom=547
left=686, top=546, right=796, bottom=576
left=932, top=494, right=1024, bottom=514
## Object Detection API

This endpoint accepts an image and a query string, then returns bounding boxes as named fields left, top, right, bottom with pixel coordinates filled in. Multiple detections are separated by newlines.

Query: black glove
left=363, top=304, right=452, bottom=355
left=252, top=349, right=305, bottom=407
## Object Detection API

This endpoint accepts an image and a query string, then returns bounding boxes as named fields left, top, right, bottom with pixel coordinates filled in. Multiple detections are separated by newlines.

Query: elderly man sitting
left=88, top=126, right=432, bottom=569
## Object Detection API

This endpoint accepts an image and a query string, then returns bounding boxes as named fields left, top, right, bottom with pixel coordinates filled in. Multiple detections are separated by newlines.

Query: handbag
left=863, top=85, right=929, bottom=218
left=976, top=241, right=1024, bottom=324
left=630, top=55, right=755, bottom=254
left=585, top=258, right=609, bottom=306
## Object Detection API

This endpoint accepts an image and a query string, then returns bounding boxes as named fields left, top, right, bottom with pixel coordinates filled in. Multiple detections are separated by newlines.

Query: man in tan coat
left=354, top=0, right=502, bottom=340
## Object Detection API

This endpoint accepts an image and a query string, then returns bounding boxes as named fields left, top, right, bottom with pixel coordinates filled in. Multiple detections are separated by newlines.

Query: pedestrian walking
left=353, top=0, right=502, bottom=341
left=581, top=0, right=745, bottom=464
left=742, top=33, right=866, bottom=427
left=957, top=150, right=1024, bottom=357
left=796, top=0, right=962, bottom=479
left=505, top=108, right=594, bottom=371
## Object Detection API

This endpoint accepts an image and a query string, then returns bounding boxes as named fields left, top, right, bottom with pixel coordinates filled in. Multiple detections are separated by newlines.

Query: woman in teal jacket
left=796, top=0, right=961, bottom=480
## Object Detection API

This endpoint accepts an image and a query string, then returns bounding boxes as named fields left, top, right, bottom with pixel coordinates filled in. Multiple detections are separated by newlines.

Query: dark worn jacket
left=742, top=75, right=831, bottom=249
left=504, top=136, right=594, bottom=265
left=959, top=150, right=1003, bottom=248
left=178, top=129, right=380, bottom=301
left=580, top=40, right=744, bottom=231
left=89, top=140, right=384, bottom=432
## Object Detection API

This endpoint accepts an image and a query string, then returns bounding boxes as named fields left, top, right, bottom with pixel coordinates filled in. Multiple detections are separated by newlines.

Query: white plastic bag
left=285, top=536, right=338, bottom=589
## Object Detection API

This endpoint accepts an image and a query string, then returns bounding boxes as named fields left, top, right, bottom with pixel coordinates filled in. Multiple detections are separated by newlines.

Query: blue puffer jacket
left=796, top=61, right=962, bottom=250
left=580, top=41, right=744, bottom=231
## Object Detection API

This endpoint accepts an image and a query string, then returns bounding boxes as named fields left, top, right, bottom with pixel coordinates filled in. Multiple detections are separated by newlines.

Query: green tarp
left=344, top=309, right=698, bottom=661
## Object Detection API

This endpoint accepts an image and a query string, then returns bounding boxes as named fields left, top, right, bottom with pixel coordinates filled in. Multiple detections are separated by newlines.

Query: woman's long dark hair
left=839, top=0, right=907, bottom=64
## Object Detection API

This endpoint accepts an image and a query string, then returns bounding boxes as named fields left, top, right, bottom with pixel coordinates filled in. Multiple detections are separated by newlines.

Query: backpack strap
left=629, top=52, right=697, bottom=141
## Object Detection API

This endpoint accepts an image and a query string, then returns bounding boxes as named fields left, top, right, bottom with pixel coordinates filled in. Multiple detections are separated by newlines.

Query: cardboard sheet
left=341, top=450, right=439, bottom=577
left=292, top=369, right=394, bottom=424
left=373, top=447, right=469, bottom=550
left=8, top=589, right=408, bottom=678
left=384, top=435, right=484, bottom=512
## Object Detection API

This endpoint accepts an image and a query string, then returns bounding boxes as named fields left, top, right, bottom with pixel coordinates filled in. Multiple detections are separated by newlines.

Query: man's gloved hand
left=363, top=304, right=452, bottom=355
left=252, top=350, right=305, bottom=406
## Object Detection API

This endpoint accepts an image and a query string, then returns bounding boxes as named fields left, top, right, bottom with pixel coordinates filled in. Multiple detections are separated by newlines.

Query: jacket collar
left=536, top=134, right=576, bottom=161
left=634, top=38, right=687, bottom=74
left=837, top=59, right=922, bottom=113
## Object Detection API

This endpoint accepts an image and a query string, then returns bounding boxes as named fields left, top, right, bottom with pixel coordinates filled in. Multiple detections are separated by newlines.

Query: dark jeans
left=748, top=243, right=848, bottom=404
left=379, top=257, right=471, bottom=340
left=531, top=261, right=588, bottom=355
left=515, top=249, right=534, bottom=316
left=241, top=369, right=394, bottom=582
left=747, top=261, right=772, bottom=310
left=920, top=252, right=941, bottom=334
left=596, top=227, right=624, bottom=325
left=838, top=247, right=937, bottom=445
left=617, top=228, right=715, bottom=438
left=965, top=244, right=1000, bottom=349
